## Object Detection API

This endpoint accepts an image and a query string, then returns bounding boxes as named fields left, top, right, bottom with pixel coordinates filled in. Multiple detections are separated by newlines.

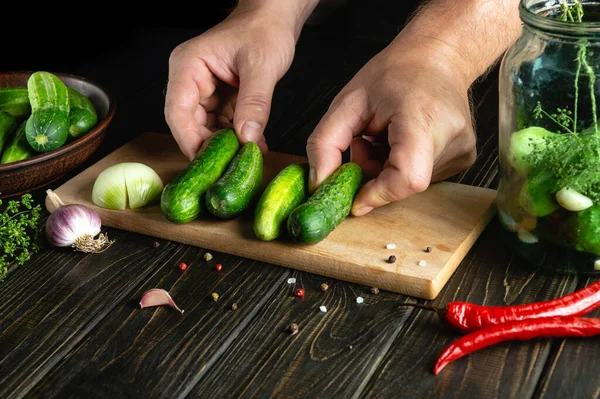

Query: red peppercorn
left=179, top=262, right=188, bottom=271
left=294, top=288, right=305, bottom=297
left=216, top=263, right=223, bottom=272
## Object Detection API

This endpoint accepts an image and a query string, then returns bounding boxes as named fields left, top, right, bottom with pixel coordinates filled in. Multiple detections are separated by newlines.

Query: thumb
left=233, top=63, right=278, bottom=145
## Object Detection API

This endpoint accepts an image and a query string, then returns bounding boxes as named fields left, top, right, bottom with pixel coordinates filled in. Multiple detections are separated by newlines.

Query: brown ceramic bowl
left=0, top=71, right=115, bottom=198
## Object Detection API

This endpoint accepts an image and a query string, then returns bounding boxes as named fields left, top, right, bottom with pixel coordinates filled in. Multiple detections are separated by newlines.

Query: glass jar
left=498, top=0, right=600, bottom=275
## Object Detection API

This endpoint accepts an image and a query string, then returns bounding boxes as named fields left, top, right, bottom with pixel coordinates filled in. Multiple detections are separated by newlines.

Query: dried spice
left=386, top=243, right=396, bottom=249
left=320, top=283, right=329, bottom=292
left=425, top=246, right=433, bottom=253
left=211, top=292, right=220, bottom=302
left=418, top=260, right=427, bottom=267
left=231, top=303, right=238, bottom=311
left=153, top=241, right=160, bottom=248
left=288, top=323, right=299, bottom=335
left=370, top=287, right=380, bottom=295
left=356, top=297, right=364, bottom=304
left=294, top=288, right=305, bottom=297
left=179, top=262, right=188, bottom=271
left=216, top=263, right=223, bottom=272
left=139, top=288, right=184, bottom=314
left=204, top=252, right=213, bottom=261
left=387, top=255, right=397, bottom=263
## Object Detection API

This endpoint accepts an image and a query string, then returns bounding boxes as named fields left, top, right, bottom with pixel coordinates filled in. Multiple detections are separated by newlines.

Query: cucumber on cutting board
left=25, top=71, right=70, bottom=152
left=67, top=87, right=98, bottom=138
left=0, top=87, right=31, bottom=119
left=205, top=141, right=263, bottom=219
left=0, top=110, right=17, bottom=156
left=160, top=128, right=240, bottom=223
left=287, top=162, right=362, bottom=244
left=254, top=162, right=308, bottom=241
left=1, top=120, right=32, bottom=164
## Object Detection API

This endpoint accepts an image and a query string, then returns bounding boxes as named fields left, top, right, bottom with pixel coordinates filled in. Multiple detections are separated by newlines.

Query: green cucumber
left=287, top=162, right=362, bottom=244
left=0, top=110, right=17, bottom=155
left=1, top=120, right=32, bottom=164
left=254, top=162, right=308, bottom=241
left=25, top=71, right=70, bottom=152
left=0, top=87, right=31, bottom=119
left=67, top=87, right=98, bottom=138
left=205, top=141, right=263, bottom=219
left=160, top=128, right=240, bottom=223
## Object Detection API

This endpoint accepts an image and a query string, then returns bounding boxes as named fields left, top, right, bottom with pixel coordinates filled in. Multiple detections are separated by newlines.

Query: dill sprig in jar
left=498, top=0, right=600, bottom=274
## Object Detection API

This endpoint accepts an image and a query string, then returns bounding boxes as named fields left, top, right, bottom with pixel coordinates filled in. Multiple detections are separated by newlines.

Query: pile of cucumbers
left=0, top=71, right=98, bottom=164
left=160, top=128, right=363, bottom=244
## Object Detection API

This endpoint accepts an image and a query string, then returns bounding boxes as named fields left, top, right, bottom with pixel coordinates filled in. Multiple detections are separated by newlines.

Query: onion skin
left=46, top=204, right=102, bottom=247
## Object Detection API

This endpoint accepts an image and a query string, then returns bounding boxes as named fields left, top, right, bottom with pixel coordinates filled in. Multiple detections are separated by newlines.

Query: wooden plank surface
left=46, top=132, right=498, bottom=300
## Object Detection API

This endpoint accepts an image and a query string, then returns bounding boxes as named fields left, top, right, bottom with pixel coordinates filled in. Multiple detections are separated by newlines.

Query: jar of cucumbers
left=498, top=0, right=600, bottom=274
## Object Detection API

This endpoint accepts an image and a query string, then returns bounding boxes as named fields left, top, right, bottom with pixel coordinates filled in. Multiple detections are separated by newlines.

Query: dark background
left=2, top=0, right=421, bottom=161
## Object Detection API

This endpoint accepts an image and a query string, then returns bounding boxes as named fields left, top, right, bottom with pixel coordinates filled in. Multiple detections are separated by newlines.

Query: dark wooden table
left=1, top=2, right=599, bottom=398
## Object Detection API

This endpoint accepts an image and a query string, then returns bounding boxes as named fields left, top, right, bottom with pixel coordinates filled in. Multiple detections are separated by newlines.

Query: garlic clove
left=139, top=288, right=184, bottom=314
left=555, top=187, right=593, bottom=212
left=517, top=229, right=538, bottom=244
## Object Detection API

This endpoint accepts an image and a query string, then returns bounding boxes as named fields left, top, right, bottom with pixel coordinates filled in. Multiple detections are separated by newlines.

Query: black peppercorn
left=288, top=323, right=299, bottom=334
left=387, top=255, right=397, bottom=263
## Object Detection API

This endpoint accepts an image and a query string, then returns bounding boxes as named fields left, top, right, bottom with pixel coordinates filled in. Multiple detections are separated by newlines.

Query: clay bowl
left=0, top=71, right=115, bottom=198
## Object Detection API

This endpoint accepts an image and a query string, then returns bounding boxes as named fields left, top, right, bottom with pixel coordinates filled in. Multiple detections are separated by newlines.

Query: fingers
left=351, top=119, right=434, bottom=216
left=165, top=59, right=217, bottom=160
left=350, top=137, right=384, bottom=181
left=306, top=92, right=369, bottom=192
left=233, top=63, right=278, bottom=145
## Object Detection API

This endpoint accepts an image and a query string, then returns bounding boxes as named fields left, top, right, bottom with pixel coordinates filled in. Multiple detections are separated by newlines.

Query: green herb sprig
left=0, top=194, right=42, bottom=282
left=527, top=0, right=600, bottom=199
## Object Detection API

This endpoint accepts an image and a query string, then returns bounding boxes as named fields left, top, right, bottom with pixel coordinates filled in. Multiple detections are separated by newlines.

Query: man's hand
left=164, top=1, right=319, bottom=160
left=306, top=0, right=522, bottom=216
left=307, top=44, right=476, bottom=216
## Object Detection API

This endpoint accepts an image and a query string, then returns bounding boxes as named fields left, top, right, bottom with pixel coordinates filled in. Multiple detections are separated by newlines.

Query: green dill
left=0, top=194, right=42, bottom=282
left=527, top=0, right=600, bottom=200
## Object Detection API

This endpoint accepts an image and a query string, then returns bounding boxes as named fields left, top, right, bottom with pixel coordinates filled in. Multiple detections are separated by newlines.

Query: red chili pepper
left=399, top=280, right=600, bottom=332
left=434, top=316, right=600, bottom=375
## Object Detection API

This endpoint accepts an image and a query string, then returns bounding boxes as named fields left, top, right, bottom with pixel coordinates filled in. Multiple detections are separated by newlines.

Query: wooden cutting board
left=46, top=132, right=497, bottom=299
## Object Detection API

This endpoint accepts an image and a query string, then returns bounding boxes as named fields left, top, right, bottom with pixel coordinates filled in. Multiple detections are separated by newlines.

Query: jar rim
left=520, top=0, right=600, bottom=35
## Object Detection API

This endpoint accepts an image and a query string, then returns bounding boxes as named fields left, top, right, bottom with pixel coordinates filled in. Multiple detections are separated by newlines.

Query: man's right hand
left=164, top=2, right=312, bottom=160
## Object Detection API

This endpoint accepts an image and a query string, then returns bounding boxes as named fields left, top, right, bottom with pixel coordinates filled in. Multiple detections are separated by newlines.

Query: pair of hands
left=164, top=8, right=476, bottom=217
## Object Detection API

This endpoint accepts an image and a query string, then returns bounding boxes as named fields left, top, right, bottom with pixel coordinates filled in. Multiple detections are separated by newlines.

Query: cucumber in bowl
left=25, top=71, right=70, bottom=152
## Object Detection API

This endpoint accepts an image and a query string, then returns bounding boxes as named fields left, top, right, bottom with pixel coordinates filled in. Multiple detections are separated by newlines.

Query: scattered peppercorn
left=320, top=283, right=329, bottom=292
left=231, top=303, right=238, bottom=311
left=204, top=252, right=213, bottom=261
left=387, top=255, right=397, bottom=263
left=425, top=246, right=433, bottom=253
left=288, top=323, right=299, bottom=335
left=153, top=241, right=160, bottom=249
left=348, top=344, right=353, bottom=350
left=294, top=288, right=305, bottom=297
left=211, top=292, right=219, bottom=301
left=370, top=287, right=380, bottom=295
left=179, top=262, right=188, bottom=271
left=216, top=263, right=223, bottom=272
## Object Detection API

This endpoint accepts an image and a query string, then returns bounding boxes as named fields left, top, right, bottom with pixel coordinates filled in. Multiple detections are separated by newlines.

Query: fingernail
left=241, top=121, right=262, bottom=142
left=353, top=206, right=373, bottom=217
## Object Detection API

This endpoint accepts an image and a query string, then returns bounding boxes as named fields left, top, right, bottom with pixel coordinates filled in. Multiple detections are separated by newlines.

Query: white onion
left=92, top=162, right=163, bottom=210
left=45, top=190, right=113, bottom=252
